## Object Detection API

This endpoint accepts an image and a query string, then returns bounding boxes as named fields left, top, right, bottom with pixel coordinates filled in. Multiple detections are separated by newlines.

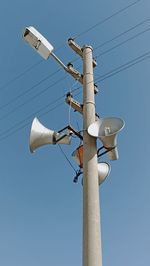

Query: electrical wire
left=68, top=80, right=79, bottom=126
left=0, top=59, right=43, bottom=91
left=96, top=26, right=150, bottom=58
left=2, top=17, right=149, bottom=114
left=0, top=68, right=61, bottom=111
left=0, top=102, right=65, bottom=142
left=0, top=49, right=149, bottom=142
left=0, top=46, right=148, bottom=142
left=0, top=0, right=143, bottom=94
left=0, top=75, right=67, bottom=121
left=0, top=88, right=81, bottom=141
left=0, top=42, right=66, bottom=93
left=58, top=145, right=77, bottom=173
left=94, top=18, right=150, bottom=52
left=95, top=50, right=150, bottom=83
left=69, top=17, right=150, bottom=70
left=62, top=49, right=150, bottom=95
left=68, top=48, right=150, bottom=96
left=74, top=0, right=142, bottom=39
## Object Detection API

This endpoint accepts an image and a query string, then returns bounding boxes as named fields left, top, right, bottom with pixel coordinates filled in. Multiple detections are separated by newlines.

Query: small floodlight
left=23, top=26, right=54, bottom=60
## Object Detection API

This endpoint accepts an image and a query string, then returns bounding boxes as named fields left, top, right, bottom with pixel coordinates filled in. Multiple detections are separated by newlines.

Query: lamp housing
left=23, top=26, right=54, bottom=60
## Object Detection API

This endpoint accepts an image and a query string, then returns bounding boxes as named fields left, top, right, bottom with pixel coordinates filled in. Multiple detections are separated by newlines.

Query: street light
left=23, top=26, right=54, bottom=60
left=23, top=26, right=89, bottom=86
left=23, top=26, right=69, bottom=71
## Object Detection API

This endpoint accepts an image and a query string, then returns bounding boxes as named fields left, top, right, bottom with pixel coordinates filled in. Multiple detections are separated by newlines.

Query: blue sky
left=0, top=0, right=150, bottom=265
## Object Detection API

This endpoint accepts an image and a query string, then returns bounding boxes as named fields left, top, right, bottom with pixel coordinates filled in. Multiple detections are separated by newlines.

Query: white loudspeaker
left=29, top=117, right=71, bottom=153
left=72, top=146, right=111, bottom=185
left=88, top=117, right=125, bottom=160
left=98, top=162, right=111, bottom=185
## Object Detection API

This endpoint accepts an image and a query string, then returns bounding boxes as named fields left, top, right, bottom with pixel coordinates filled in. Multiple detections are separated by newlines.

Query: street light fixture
left=23, top=26, right=54, bottom=60
left=23, top=26, right=97, bottom=91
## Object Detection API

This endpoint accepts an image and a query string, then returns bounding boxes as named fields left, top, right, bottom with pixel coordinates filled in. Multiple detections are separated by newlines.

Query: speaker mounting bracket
left=97, top=146, right=116, bottom=158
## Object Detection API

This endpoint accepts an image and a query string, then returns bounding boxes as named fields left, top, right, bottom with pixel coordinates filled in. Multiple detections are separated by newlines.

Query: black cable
left=0, top=99, right=64, bottom=138
left=0, top=103, right=65, bottom=142
left=0, top=75, right=67, bottom=121
left=0, top=47, right=148, bottom=141
left=0, top=59, right=43, bottom=91
left=99, top=53, right=150, bottom=82
left=3, top=1, right=145, bottom=97
left=95, top=50, right=150, bottom=83
left=96, top=26, right=150, bottom=58
left=0, top=50, right=150, bottom=142
left=94, top=18, right=150, bottom=51
left=0, top=68, right=61, bottom=110
left=0, top=43, right=67, bottom=93
left=74, top=0, right=142, bottom=39
left=69, top=18, right=150, bottom=69
left=58, top=144, right=77, bottom=173
left=0, top=0, right=142, bottom=94
left=0, top=88, right=81, bottom=140
left=66, top=50, right=150, bottom=93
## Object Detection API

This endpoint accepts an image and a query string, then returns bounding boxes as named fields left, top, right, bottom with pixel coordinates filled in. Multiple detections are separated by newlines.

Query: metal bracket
left=68, top=38, right=97, bottom=68
left=65, top=92, right=83, bottom=114
left=73, top=169, right=83, bottom=183
left=97, top=146, right=116, bottom=158
left=65, top=93, right=100, bottom=119
left=66, top=63, right=83, bottom=83
left=66, top=63, right=98, bottom=94
left=58, top=124, right=83, bottom=141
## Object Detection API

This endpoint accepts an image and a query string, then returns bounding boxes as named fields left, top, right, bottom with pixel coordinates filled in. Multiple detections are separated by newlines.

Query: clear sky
left=0, top=0, right=150, bottom=265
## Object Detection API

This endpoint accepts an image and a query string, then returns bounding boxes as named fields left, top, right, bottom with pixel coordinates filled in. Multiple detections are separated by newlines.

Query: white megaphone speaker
left=29, top=117, right=71, bottom=153
left=88, top=117, right=125, bottom=160
left=98, top=162, right=111, bottom=185
left=72, top=145, right=111, bottom=185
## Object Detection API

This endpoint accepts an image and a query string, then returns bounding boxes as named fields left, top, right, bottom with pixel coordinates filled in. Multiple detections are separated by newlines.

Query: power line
left=96, top=26, right=150, bottom=58
left=1, top=20, right=148, bottom=116
left=0, top=97, right=64, bottom=138
left=58, top=144, right=77, bottom=173
left=0, top=103, right=65, bottom=142
left=0, top=68, right=61, bottom=110
left=0, top=50, right=149, bottom=142
left=96, top=50, right=150, bottom=82
left=0, top=59, right=43, bottom=91
left=70, top=17, right=150, bottom=68
left=68, top=50, right=150, bottom=94
left=0, top=0, right=142, bottom=93
left=0, top=44, right=67, bottom=93
left=0, top=75, right=67, bottom=121
left=94, top=18, right=150, bottom=51
left=0, top=47, right=149, bottom=142
left=0, top=88, right=80, bottom=141
left=0, top=40, right=150, bottom=141
left=74, top=0, right=142, bottom=39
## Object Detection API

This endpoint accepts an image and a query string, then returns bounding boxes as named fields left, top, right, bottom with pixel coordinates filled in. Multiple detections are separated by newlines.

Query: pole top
left=82, top=45, right=93, bottom=51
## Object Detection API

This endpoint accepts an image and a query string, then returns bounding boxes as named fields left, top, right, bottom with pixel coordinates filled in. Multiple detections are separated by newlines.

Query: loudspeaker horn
left=72, top=146, right=111, bottom=185
left=88, top=117, right=125, bottom=160
left=98, top=162, right=111, bottom=185
left=29, top=117, right=71, bottom=153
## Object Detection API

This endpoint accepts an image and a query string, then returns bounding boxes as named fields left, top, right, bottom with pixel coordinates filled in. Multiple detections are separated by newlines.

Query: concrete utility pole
left=82, top=46, right=102, bottom=266
left=24, top=27, right=124, bottom=266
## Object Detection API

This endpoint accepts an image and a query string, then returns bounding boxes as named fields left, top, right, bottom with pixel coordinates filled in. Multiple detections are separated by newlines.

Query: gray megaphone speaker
left=98, top=162, right=111, bottom=185
left=29, top=117, right=71, bottom=153
left=88, top=117, right=125, bottom=160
